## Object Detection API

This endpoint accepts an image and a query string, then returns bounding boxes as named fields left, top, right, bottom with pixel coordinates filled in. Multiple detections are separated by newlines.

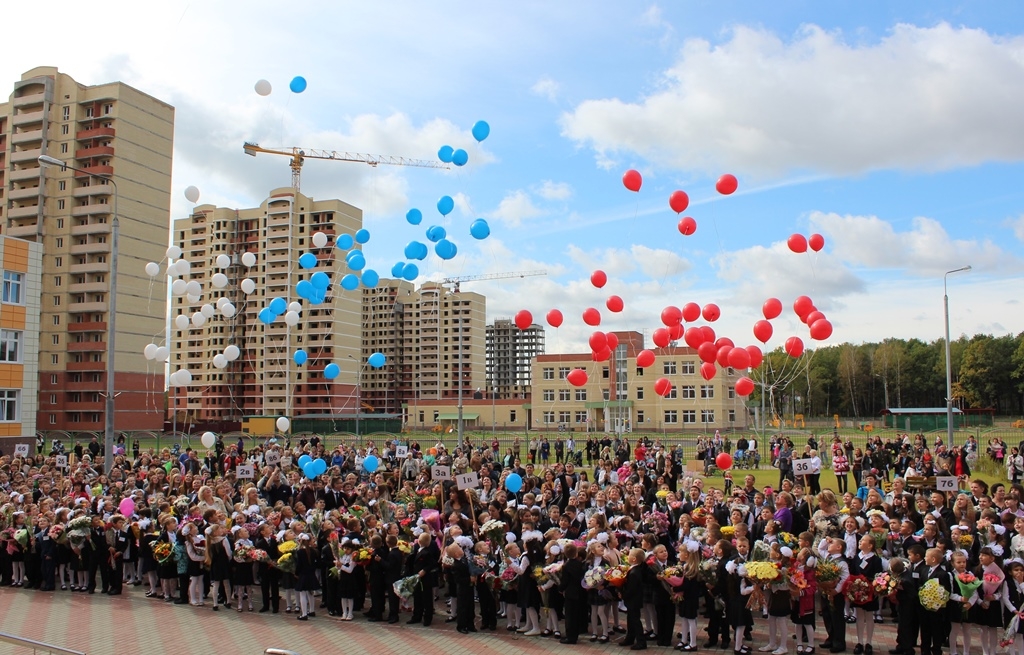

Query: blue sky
left=5, top=1, right=1024, bottom=354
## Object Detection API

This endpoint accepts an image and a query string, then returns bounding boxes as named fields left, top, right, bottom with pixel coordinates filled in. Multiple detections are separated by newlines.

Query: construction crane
left=243, top=142, right=450, bottom=192
left=441, top=270, right=547, bottom=293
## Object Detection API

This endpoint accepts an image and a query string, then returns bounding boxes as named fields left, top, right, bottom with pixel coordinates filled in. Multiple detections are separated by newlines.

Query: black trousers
left=625, top=604, right=647, bottom=646
left=822, top=595, right=847, bottom=648
left=656, top=602, right=676, bottom=646
left=261, top=567, right=280, bottom=611
left=178, top=573, right=190, bottom=603
left=706, top=592, right=729, bottom=643
left=896, top=602, right=919, bottom=651
left=40, top=557, right=56, bottom=591
left=368, top=578, right=386, bottom=618
left=109, top=557, right=124, bottom=594
left=387, top=583, right=400, bottom=621
left=564, top=596, right=583, bottom=642
left=476, top=579, right=497, bottom=629
left=456, top=587, right=475, bottom=631
left=919, top=609, right=946, bottom=655
left=835, top=473, right=848, bottom=493
left=412, top=580, right=435, bottom=624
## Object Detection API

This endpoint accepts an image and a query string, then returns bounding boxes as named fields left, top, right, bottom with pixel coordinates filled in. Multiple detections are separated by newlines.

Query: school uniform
left=821, top=553, right=851, bottom=652
left=559, top=557, right=587, bottom=643
left=408, top=541, right=440, bottom=625
left=622, top=564, right=648, bottom=650
left=919, top=564, right=952, bottom=655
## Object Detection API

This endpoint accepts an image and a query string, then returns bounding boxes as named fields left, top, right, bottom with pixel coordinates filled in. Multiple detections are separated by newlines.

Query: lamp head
left=38, top=154, right=65, bottom=167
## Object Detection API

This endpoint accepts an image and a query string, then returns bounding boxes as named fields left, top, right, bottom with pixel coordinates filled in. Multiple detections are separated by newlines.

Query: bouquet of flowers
left=152, top=541, right=174, bottom=565
left=720, top=526, right=736, bottom=539
left=870, top=530, right=888, bottom=553
left=955, top=571, right=982, bottom=619
left=393, top=574, right=421, bottom=601
left=815, top=559, right=841, bottom=596
left=48, top=524, right=67, bottom=544
left=250, top=549, right=269, bottom=563
left=582, top=565, right=608, bottom=590
left=498, top=565, right=519, bottom=590
left=67, top=516, right=91, bottom=535
left=844, top=574, right=875, bottom=605
left=234, top=544, right=254, bottom=563
left=604, top=564, right=629, bottom=588
left=745, top=561, right=782, bottom=584
left=641, top=510, right=670, bottom=535
left=789, top=567, right=809, bottom=591
left=919, top=578, right=951, bottom=611
left=532, top=565, right=551, bottom=586
left=655, top=490, right=670, bottom=503
left=958, top=534, right=974, bottom=549
left=873, top=571, right=899, bottom=597
left=689, top=527, right=707, bottom=543
left=778, top=532, right=799, bottom=550
left=657, top=564, right=686, bottom=589
left=1001, top=615, right=1021, bottom=649
left=698, top=558, right=719, bottom=586
left=481, top=519, right=507, bottom=543
left=691, top=507, right=709, bottom=527
left=982, top=566, right=1005, bottom=598
left=398, top=516, right=415, bottom=537
left=276, top=540, right=298, bottom=573
left=395, top=541, right=413, bottom=555
left=543, top=561, right=564, bottom=584
left=14, top=528, right=30, bottom=549
left=750, top=540, right=771, bottom=562
left=354, top=547, right=373, bottom=567
left=306, top=510, right=324, bottom=539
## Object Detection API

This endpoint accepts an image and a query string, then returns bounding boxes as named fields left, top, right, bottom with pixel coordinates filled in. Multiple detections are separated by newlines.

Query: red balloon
left=735, top=377, right=755, bottom=397
left=652, top=328, right=671, bottom=348
left=654, top=377, right=673, bottom=397
left=660, top=306, right=682, bottom=326
left=701, top=361, right=717, bottom=381
left=714, top=337, right=735, bottom=350
left=699, top=326, right=716, bottom=344
left=716, top=345, right=732, bottom=367
left=808, top=233, right=825, bottom=252
left=787, top=233, right=808, bottom=254
left=785, top=336, right=804, bottom=358
left=701, top=303, right=721, bottom=322
left=668, top=323, right=684, bottom=340
left=715, top=452, right=734, bottom=470
left=745, top=345, right=763, bottom=368
left=728, top=347, right=751, bottom=370
left=622, top=169, right=642, bottom=192
left=762, top=297, right=782, bottom=320
left=669, top=190, right=690, bottom=213
left=591, top=270, right=607, bottom=288
left=588, top=331, right=607, bottom=352
left=566, top=369, right=588, bottom=387
left=805, top=310, right=825, bottom=326
left=753, top=320, right=773, bottom=344
left=514, top=309, right=533, bottom=331
left=677, top=216, right=697, bottom=236
left=809, top=319, right=833, bottom=341
left=715, top=174, right=738, bottom=195
left=793, top=295, right=814, bottom=318
left=681, top=302, right=701, bottom=323
left=546, top=309, right=563, bottom=328
left=697, top=342, right=718, bottom=363
left=636, top=349, right=655, bottom=368
left=592, top=346, right=612, bottom=362
left=606, top=295, right=624, bottom=313
left=683, top=327, right=703, bottom=349
left=582, top=307, right=601, bottom=326
left=605, top=332, right=619, bottom=351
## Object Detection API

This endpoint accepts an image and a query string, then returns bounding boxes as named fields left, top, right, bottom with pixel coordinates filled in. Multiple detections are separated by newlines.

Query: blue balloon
left=270, top=297, right=287, bottom=315
left=355, top=229, right=370, bottom=244
left=312, top=459, right=327, bottom=476
left=437, top=195, right=454, bottom=216
left=426, top=225, right=446, bottom=243
left=437, top=145, right=454, bottom=163
left=404, top=241, right=428, bottom=260
left=289, top=76, right=307, bottom=93
left=303, top=462, right=317, bottom=479
left=308, top=288, right=325, bottom=305
left=258, top=308, right=275, bottom=325
left=391, top=262, right=406, bottom=278
left=505, top=473, right=523, bottom=494
left=451, top=149, right=468, bottom=167
left=435, top=239, right=458, bottom=260
left=296, top=279, right=314, bottom=299
left=294, top=349, right=308, bottom=366
left=363, top=455, right=379, bottom=473
left=336, top=234, right=354, bottom=250
left=298, top=252, right=317, bottom=269
left=324, top=363, right=340, bottom=379
left=310, top=271, right=330, bottom=289
left=368, top=352, right=386, bottom=368
left=406, top=208, right=423, bottom=225
left=470, top=218, right=490, bottom=240
left=402, top=263, right=419, bottom=281
left=361, top=269, right=379, bottom=288
left=298, top=454, right=312, bottom=468
left=341, top=274, right=359, bottom=291
left=472, top=120, right=490, bottom=142
left=346, top=254, right=365, bottom=271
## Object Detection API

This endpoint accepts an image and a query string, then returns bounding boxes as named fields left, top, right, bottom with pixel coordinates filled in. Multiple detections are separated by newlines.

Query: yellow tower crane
left=242, top=142, right=450, bottom=192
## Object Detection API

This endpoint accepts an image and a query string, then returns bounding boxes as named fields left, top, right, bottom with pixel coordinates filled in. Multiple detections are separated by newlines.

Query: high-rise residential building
left=170, top=189, right=361, bottom=424
left=0, top=236, right=43, bottom=447
left=0, top=67, right=173, bottom=432
left=485, top=318, right=544, bottom=399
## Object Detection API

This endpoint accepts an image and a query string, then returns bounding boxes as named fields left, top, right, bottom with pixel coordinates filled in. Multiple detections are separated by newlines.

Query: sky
left=5, top=1, right=1024, bottom=356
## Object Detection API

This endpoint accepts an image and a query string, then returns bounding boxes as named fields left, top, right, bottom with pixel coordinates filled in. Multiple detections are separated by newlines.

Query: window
left=54, top=276, right=62, bottom=287
left=49, top=414, right=57, bottom=425
left=575, top=411, right=587, bottom=423
left=728, top=386, right=736, bottom=399
left=56, top=238, right=63, bottom=248
left=637, top=410, right=645, bottom=423
left=53, top=296, right=61, bottom=306
left=543, top=411, right=555, bottom=424
left=558, top=367, right=570, bottom=380
left=52, top=335, right=60, bottom=346
left=61, top=124, right=69, bottom=135
left=58, top=181, right=66, bottom=191
left=85, top=107, right=94, bottom=117
left=728, top=409, right=736, bottom=423
left=558, top=411, right=571, bottom=423
left=2, top=272, right=24, bottom=304
left=602, top=366, right=609, bottom=379
left=0, top=390, right=18, bottom=422
left=49, top=394, right=56, bottom=405
left=542, top=367, right=554, bottom=380
left=104, top=103, right=113, bottom=115
left=575, top=389, right=587, bottom=401
left=50, top=374, right=57, bottom=384
left=683, top=410, right=696, bottom=424
left=55, top=257, right=63, bottom=267
left=0, top=330, right=22, bottom=363
left=663, top=361, right=677, bottom=375
left=681, top=385, right=696, bottom=399
left=559, top=389, right=571, bottom=401
left=62, top=106, right=70, bottom=120
left=56, top=219, right=64, bottom=229
left=635, top=367, right=644, bottom=376
left=702, top=410, right=715, bottom=424
left=53, top=315, right=60, bottom=325
left=700, top=385, right=714, bottom=399
left=635, top=386, right=644, bottom=400
left=51, top=354, right=59, bottom=364
left=664, top=410, right=678, bottom=424
left=510, top=410, right=517, bottom=422
left=60, top=143, right=68, bottom=154
left=539, top=388, right=553, bottom=401
left=681, top=361, right=695, bottom=375
left=667, top=385, right=678, bottom=399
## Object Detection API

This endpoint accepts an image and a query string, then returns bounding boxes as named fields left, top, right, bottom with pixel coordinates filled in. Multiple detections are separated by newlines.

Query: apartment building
left=0, top=236, right=42, bottom=448
left=485, top=318, right=544, bottom=400
left=0, top=67, right=173, bottom=432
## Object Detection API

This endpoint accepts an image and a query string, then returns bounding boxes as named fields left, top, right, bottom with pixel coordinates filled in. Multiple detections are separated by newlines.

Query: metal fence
left=0, top=632, right=84, bottom=655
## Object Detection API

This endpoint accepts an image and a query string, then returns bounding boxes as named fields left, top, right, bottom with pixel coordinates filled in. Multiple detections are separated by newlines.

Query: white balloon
left=145, top=262, right=160, bottom=277
left=176, top=259, right=191, bottom=276
left=201, top=431, right=217, bottom=448
left=216, top=254, right=231, bottom=269
left=240, top=278, right=256, bottom=294
left=276, top=417, right=291, bottom=432
left=191, top=312, right=207, bottom=328
left=288, top=302, right=302, bottom=313
left=312, top=232, right=329, bottom=248
left=185, top=294, right=200, bottom=305
left=200, top=304, right=215, bottom=318
left=211, top=273, right=228, bottom=288
left=184, top=185, right=200, bottom=203
left=241, top=252, right=257, bottom=267
left=166, top=246, right=182, bottom=260
left=171, top=279, right=187, bottom=296
left=144, top=344, right=158, bottom=360
left=224, top=345, right=240, bottom=361
left=284, top=310, right=300, bottom=326
left=212, top=354, right=228, bottom=369
left=221, top=303, right=236, bottom=318
left=178, top=369, right=193, bottom=385
left=171, top=371, right=188, bottom=388
left=254, top=79, right=272, bottom=96
left=216, top=297, right=230, bottom=309
left=174, top=314, right=190, bottom=330
left=185, top=280, right=202, bottom=296
left=155, top=346, right=169, bottom=362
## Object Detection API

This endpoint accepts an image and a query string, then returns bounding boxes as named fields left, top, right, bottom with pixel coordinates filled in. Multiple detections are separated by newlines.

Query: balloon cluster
left=252, top=77, right=306, bottom=97
left=788, top=233, right=825, bottom=254
left=621, top=170, right=739, bottom=238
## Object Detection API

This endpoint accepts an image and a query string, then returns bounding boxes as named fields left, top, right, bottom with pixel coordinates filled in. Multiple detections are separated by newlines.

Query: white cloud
left=531, top=76, right=561, bottom=102
left=488, top=190, right=545, bottom=227
left=561, top=23, right=1024, bottom=176
left=1009, top=215, right=1024, bottom=243
left=565, top=244, right=692, bottom=280
left=535, top=180, right=573, bottom=201
left=452, top=192, right=474, bottom=217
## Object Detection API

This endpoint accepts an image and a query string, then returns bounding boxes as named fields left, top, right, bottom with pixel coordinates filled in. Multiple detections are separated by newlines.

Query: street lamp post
left=944, top=266, right=971, bottom=447
left=347, top=354, right=362, bottom=438
left=39, top=154, right=119, bottom=475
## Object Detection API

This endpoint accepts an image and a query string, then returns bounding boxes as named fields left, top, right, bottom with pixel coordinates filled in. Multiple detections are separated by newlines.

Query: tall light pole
left=944, top=265, right=971, bottom=447
left=347, top=354, right=363, bottom=438
left=39, top=154, right=119, bottom=475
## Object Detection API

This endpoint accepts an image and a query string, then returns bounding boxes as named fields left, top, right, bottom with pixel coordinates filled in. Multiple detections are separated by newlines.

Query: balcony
left=70, top=222, right=111, bottom=237
left=68, top=321, right=107, bottom=333
left=5, top=224, right=39, bottom=239
left=68, top=340, right=106, bottom=352
left=76, top=127, right=115, bottom=141
left=74, top=146, right=114, bottom=160
left=69, top=262, right=109, bottom=274
left=8, top=186, right=41, bottom=200
left=69, top=242, right=110, bottom=255
left=71, top=203, right=111, bottom=217
left=73, top=165, right=114, bottom=179
left=10, top=148, right=41, bottom=164
left=11, top=110, right=44, bottom=127
left=66, top=360, right=106, bottom=371
left=7, top=204, right=40, bottom=219
left=68, top=301, right=108, bottom=313
left=13, top=92, right=46, bottom=107
left=68, top=281, right=109, bottom=294
left=9, top=167, right=42, bottom=182
left=72, top=185, right=110, bottom=198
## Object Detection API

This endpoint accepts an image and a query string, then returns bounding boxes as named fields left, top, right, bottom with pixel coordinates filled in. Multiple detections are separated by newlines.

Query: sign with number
left=237, top=464, right=255, bottom=479
left=936, top=476, right=957, bottom=492
left=281, top=456, right=293, bottom=469
left=56, top=455, right=68, bottom=470
left=456, top=472, right=479, bottom=490
left=395, top=446, right=409, bottom=459
left=265, top=451, right=281, bottom=465
left=431, top=465, right=451, bottom=481
left=13, top=444, right=29, bottom=457
left=792, top=458, right=812, bottom=475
